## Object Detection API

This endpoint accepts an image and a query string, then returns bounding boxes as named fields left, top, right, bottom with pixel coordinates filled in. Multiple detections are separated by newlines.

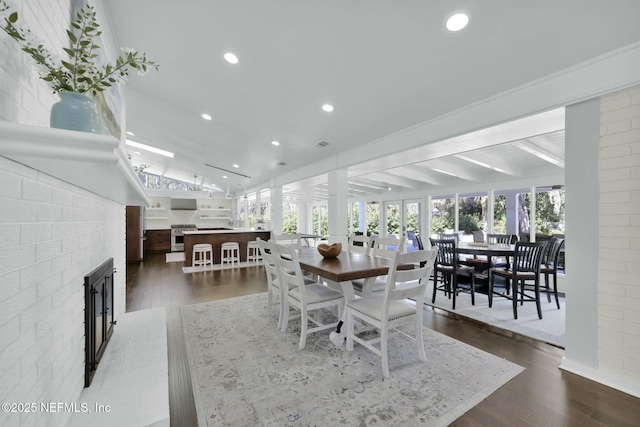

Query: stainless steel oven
left=171, top=224, right=196, bottom=252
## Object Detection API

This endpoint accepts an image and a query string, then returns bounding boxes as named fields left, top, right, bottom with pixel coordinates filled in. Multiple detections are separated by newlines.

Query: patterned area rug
left=424, top=280, right=565, bottom=348
left=180, top=293, right=524, bottom=426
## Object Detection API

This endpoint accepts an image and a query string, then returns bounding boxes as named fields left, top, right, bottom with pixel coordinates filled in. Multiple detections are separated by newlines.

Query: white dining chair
left=257, top=239, right=285, bottom=329
left=272, top=243, right=344, bottom=350
left=345, top=248, right=437, bottom=377
left=347, top=233, right=372, bottom=255
left=352, top=234, right=406, bottom=296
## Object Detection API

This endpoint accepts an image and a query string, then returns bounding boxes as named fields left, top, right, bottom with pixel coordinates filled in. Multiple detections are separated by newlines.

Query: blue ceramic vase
left=50, top=91, right=102, bottom=133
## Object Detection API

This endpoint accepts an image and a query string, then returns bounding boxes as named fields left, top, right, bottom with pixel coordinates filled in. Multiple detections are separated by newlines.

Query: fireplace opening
left=84, top=258, right=116, bottom=387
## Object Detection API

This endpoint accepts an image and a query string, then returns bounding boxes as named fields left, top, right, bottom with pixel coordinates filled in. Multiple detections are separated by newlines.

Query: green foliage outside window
left=282, top=203, right=298, bottom=234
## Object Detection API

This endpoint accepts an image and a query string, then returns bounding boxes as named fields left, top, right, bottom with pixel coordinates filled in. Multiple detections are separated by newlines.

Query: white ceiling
left=105, top=0, right=640, bottom=200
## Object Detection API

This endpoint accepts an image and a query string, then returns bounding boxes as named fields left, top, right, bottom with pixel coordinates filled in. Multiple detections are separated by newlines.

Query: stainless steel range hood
left=170, top=198, right=198, bottom=210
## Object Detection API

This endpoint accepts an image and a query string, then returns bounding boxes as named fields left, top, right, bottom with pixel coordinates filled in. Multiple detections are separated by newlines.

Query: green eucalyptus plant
left=0, top=0, right=158, bottom=96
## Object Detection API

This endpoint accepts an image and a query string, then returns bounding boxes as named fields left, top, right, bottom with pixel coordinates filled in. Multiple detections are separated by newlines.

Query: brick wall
left=599, top=85, right=640, bottom=382
left=0, top=1, right=127, bottom=425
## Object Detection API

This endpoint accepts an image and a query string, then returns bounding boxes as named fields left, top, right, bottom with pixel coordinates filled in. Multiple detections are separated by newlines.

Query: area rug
left=180, top=293, right=524, bottom=426
left=166, top=252, right=186, bottom=263
left=424, top=280, right=565, bottom=348
left=182, top=261, right=262, bottom=273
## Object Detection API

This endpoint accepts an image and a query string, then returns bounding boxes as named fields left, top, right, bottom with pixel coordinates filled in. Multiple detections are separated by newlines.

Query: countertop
left=183, top=229, right=271, bottom=235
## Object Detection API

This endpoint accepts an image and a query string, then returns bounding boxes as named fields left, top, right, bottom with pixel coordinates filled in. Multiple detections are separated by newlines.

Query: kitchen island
left=183, top=229, right=271, bottom=266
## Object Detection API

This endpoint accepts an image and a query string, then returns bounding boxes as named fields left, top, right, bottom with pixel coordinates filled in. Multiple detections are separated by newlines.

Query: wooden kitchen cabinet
left=126, top=206, right=143, bottom=262
left=145, top=229, right=171, bottom=252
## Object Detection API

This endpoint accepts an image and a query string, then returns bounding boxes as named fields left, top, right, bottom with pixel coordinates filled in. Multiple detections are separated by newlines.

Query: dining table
left=455, top=242, right=516, bottom=297
left=297, top=249, right=413, bottom=346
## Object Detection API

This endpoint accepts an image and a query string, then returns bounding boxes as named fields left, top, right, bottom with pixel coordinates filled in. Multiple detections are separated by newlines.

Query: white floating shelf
left=146, top=207, right=166, bottom=211
left=199, top=216, right=231, bottom=220
left=199, top=208, right=230, bottom=211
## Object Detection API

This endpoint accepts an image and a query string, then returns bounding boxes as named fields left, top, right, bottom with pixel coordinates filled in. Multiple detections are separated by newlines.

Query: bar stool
left=247, top=240, right=262, bottom=263
left=221, top=242, right=240, bottom=266
left=192, top=243, right=213, bottom=269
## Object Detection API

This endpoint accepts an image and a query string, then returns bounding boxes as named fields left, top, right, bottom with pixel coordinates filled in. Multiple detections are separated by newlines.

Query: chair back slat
left=429, top=238, right=457, bottom=267
left=513, top=241, right=547, bottom=273
left=487, top=234, right=515, bottom=244
left=544, top=237, right=565, bottom=268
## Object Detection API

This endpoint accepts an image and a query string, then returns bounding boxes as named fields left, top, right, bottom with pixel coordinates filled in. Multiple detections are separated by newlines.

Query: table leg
left=328, top=277, right=374, bottom=347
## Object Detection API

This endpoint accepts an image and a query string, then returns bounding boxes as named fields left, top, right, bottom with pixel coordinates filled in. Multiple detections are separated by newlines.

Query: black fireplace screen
left=84, top=258, right=115, bottom=387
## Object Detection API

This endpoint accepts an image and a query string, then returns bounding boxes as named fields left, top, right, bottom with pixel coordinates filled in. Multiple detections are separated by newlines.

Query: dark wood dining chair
left=489, top=241, right=547, bottom=319
left=429, top=238, right=476, bottom=309
left=540, top=237, right=565, bottom=309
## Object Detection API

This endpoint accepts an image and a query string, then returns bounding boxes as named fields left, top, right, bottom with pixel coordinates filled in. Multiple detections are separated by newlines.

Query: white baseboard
left=559, top=357, right=640, bottom=398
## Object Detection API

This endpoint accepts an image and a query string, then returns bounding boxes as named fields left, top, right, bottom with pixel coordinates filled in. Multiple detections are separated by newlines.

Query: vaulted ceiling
left=106, top=1, right=640, bottom=200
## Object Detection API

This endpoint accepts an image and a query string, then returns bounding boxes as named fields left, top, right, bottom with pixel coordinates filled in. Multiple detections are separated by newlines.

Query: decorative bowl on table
left=317, top=243, right=342, bottom=258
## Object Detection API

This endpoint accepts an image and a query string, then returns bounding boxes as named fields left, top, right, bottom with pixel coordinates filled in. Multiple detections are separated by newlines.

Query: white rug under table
left=180, top=293, right=524, bottom=426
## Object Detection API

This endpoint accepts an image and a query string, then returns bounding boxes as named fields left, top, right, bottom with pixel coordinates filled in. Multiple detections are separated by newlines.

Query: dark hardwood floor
left=127, top=252, right=640, bottom=426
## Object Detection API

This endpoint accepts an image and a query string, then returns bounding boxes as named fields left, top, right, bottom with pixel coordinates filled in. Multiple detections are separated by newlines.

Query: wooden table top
left=456, top=243, right=516, bottom=256
left=297, top=250, right=407, bottom=282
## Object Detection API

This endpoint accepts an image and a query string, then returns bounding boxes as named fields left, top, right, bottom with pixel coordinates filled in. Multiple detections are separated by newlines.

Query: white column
left=454, top=193, right=460, bottom=232
left=529, top=186, right=536, bottom=241
left=271, top=185, right=283, bottom=236
left=561, top=97, right=600, bottom=370
left=327, top=169, right=348, bottom=245
left=505, top=190, right=519, bottom=236
left=487, top=189, right=495, bottom=235
left=298, top=201, right=310, bottom=234
left=426, top=195, right=433, bottom=239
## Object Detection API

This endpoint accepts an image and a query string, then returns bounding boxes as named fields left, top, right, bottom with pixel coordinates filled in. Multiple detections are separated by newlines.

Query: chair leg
left=544, top=273, right=552, bottom=303
left=535, top=280, right=543, bottom=319
left=470, top=273, right=476, bottom=306
left=431, top=272, right=438, bottom=304
left=489, top=272, right=496, bottom=307
left=299, top=306, right=308, bottom=350
left=553, top=273, right=560, bottom=309
left=452, top=275, right=457, bottom=310
left=381, top=322, right=390, bottom=378
left=345, top=308, right=354, bottom=351
left=511, top=279, right=518, bottom=320
left=280, top=299, right=290, bottom=333
left=416, top=312, right=426, bottom=362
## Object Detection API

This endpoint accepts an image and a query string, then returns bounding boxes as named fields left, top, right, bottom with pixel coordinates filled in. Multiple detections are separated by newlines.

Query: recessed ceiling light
left=233, top=164, right=239, bottom=168
left=322, top=104, right=334, bottom=112
left=271, top=140, right=280, bottom=146
left=134, top=151, right=141, bottom=155
left=202, top=113, right=212, bottom=120
left=223, top=175, right=228, bottom=179
left=446, top=12, right=469, bottom=31
left=126, top=131, right=135, bottom=136
left=125, top=139, right=174, bottom=158
left=224, top=52, right=239, bottom=64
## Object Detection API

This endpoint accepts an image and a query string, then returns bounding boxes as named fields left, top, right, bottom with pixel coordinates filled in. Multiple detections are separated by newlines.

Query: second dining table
left=297, top=248, right=413, bottom=346
left=455, top=241, right=516, bottom=295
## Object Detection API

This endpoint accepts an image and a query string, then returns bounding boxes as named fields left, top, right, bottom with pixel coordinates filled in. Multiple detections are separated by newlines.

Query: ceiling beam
left=454, top=153, right=517, bottom=175
left=515, top=139, right=565, bottom=168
